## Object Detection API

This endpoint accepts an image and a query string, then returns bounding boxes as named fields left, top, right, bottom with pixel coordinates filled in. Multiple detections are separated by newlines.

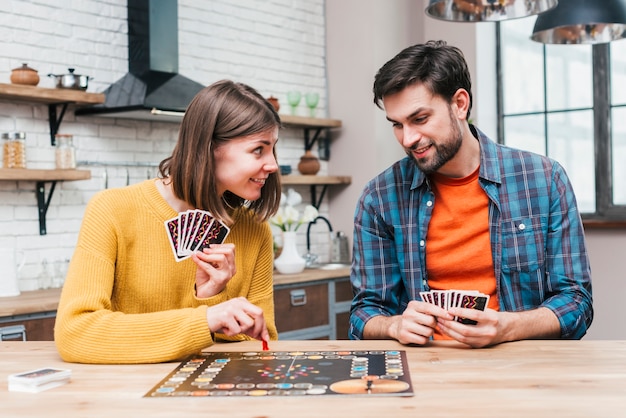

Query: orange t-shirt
left=426, top=166, right=499, bottom=340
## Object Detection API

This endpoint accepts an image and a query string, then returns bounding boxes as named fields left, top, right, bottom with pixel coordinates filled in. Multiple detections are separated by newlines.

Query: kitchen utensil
left=0, top=247, right=25, bottom=297
left=47, top=68, right=92, bottom=90
left=10, top=63, right=40, bottom=86
left=330, top=231, right=350, bottom=264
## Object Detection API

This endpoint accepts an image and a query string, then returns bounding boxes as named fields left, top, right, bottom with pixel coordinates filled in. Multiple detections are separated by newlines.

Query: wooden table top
left=1, top=339, right=625, bottom=417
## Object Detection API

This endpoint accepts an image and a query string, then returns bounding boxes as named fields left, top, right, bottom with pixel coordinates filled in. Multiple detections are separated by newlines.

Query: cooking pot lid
left=12, top=63, right=38, bottom=72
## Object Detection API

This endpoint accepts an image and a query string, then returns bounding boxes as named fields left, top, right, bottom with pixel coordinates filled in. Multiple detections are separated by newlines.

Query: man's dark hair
left=373, top=40, right=473, bottom=119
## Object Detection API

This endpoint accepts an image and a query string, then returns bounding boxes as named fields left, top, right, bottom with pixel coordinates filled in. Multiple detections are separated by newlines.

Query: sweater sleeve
left=54, top=188, right=214, bottom=364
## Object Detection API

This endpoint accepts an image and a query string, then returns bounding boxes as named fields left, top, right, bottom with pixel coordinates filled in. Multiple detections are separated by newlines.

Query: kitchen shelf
left=0, top=83, right=105, bottom=105
left=280, top=114, right=342, bottom=129
left=0, top=168, right=91, bottom=235
left=281, top=175, right=350, bottom=186
left=280, top=114, right=342, bottom=160
left=0, top=83, right=105, bottom=146
left=281, top=175, right=351, bottom=209
left=0, top=168, right=91, bottom=181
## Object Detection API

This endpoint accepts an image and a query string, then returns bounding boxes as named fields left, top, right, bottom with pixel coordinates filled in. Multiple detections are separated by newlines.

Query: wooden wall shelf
left=280, top=114, right=342, bottom=129
left=0, top=169, right=91, bottom=235
left=0, top=83, right=104, bottom=105
left=281, top=175, right=351, bottom=209
left=281, top=175, right=351, bottom=186
left=0, top=168, right=91, bottom=181
left=280, top=114, right=342, bottom=159
left=0, top=83, right=105, bottom=146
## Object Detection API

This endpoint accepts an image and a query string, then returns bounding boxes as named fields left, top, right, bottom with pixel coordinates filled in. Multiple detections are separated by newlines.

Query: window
left=497, top=17, right=626, bottom=223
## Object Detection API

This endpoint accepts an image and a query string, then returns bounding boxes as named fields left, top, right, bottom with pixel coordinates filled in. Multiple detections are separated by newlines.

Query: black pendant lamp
left=425, top=0, right=558, bottom=22
left=531, top=0, right=626, bottom=44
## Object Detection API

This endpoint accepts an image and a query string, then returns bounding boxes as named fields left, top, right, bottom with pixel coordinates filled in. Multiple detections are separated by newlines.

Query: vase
left=297, top=150, right=321, bottom=175
left=274, top=231, right=306, bottom=274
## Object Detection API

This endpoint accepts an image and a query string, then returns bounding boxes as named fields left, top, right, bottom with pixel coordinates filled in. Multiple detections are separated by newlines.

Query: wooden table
left=1, top=340, right=625, bottom=417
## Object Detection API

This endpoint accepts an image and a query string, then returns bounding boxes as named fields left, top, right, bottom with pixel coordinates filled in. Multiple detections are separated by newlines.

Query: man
left=349, top=40, right=592, bottom=348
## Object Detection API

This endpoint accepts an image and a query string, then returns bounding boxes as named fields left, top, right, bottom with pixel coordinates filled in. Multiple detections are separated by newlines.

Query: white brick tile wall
left=0, top=0, right=329, bottom=291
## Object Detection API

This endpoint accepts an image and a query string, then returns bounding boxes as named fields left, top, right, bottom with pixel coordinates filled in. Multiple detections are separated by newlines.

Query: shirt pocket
left=501, top=216, right=547, bottom=273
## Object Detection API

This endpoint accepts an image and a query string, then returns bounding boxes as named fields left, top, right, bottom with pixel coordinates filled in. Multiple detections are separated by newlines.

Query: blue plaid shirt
left=349, top=127, right=593, bottom=340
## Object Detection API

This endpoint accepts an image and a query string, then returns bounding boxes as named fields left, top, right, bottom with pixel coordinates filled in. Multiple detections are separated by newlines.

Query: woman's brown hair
left=158, top=79, right=282, bottom=224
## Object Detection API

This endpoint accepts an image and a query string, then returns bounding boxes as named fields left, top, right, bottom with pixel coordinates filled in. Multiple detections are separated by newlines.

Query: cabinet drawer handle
left=0, top=324, right=26, bottom=341
left=290, top=289, right=307, bottom=306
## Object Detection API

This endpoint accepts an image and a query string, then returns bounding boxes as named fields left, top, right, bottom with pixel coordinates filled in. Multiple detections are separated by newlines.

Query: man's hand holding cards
left=419, top=289, right=489, bottom=325
left=164, top=209, right=230, bottom=262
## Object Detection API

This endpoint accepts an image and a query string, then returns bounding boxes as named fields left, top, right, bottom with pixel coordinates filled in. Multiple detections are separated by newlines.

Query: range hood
left=76, top=0, right=204, bottom=122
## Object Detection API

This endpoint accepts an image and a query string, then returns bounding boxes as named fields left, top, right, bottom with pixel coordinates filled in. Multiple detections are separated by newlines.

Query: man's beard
left=406, top=108, right=463, bottom=175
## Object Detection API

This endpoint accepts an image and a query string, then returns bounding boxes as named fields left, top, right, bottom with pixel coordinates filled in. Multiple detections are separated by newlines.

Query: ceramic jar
left=10, top=63, right=40, bottom=86
left=297, top=150, right=320, bottom=175
left=267, top=96, right=280, bottom=112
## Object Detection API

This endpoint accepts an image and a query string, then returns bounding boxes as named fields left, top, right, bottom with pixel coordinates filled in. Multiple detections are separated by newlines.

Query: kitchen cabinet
left=0, top=288, right=61, bottom=341
left=0, top=83, right=102, bottom=235
left=0, top=313, right=56, bottom=341
left=273, top=268, right=352, bottom=340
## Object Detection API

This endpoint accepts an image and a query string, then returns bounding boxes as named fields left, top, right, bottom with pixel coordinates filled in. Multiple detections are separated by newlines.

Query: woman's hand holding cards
left=192, top=243, right=236, bottom=298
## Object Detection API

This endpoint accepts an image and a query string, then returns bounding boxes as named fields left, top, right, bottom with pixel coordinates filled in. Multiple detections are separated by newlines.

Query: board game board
left=145, top=350, right=414, bottom=397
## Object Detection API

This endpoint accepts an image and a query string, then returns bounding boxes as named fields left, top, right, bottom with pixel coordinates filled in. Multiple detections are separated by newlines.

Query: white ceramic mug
left=0, top=247, right=25, bottom=297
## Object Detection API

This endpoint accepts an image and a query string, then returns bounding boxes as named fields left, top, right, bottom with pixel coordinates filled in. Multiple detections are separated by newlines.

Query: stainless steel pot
left=47, top=68, right=92, bottom=90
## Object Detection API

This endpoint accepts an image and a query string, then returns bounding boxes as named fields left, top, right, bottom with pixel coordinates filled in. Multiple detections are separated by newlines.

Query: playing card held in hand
left=419, top=289, right=489, bottom=325
left=164, top=209, right=230, bottom=262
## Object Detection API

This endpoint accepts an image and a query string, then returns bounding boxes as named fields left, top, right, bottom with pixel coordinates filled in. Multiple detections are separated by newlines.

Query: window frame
left=495, top=24, right=626, bottom=227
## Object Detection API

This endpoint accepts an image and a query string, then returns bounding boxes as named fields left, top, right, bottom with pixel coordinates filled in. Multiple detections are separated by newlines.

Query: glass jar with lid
left=2, top=132, right=27, bottom=169
left=55, top=134, right=76, bottom=169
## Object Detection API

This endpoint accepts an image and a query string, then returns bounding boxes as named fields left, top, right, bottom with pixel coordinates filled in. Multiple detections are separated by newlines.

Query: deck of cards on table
left=8, top=368, right=72, bottom=393
left=164, top=209, right=230, bottom=262
left=420, top=290, right=489, bottom=325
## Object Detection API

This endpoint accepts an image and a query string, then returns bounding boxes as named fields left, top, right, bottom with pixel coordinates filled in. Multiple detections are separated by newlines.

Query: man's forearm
left=500, top=307, right=561, bottom=343
left=363, top=315, right=397, bottom=340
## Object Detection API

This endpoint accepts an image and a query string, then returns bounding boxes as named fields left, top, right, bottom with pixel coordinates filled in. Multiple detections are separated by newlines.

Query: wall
left=0, top=0, right=330, bottom=291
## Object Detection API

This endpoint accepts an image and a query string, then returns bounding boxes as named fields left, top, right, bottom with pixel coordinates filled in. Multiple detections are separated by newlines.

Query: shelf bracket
left=309, top=184, right=329, bottom=210
left=35, top=181, right=57, bottom=235
left=48, top=103, right=70, bottom=146
left=304, top=128, right=330, bottom=161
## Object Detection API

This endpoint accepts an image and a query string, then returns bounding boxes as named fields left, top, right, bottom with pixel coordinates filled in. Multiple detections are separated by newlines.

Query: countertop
left=0, top=267, right=350, bottom=318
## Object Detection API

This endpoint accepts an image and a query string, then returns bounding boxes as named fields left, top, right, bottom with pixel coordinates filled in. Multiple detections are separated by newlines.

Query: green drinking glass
left=287, top=91, right=302, bottom=115
left=305, top=92, right=319, bottom=117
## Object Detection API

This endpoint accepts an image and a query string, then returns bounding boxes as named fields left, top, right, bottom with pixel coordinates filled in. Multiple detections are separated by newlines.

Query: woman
left=55, top=80, right=282, bottom=364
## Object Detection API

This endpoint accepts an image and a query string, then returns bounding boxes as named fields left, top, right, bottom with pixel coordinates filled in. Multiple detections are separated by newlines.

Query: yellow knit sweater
left=54, top=179, right=277, bottom=364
